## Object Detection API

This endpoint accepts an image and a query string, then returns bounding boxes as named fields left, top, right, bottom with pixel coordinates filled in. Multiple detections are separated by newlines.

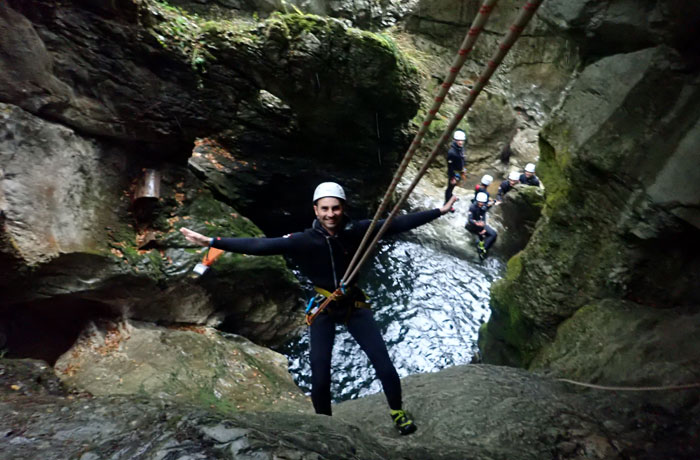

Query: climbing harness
left=307, top=0, right=544, bottom=324
left=305, top=286, right=370, bottom=325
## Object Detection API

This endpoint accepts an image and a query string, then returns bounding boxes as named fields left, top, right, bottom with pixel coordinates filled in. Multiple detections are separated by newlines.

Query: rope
left=340, top=0, right=500, bottom=286
left=343, top=0, right=544, bottom=287
left=556, top=378, right=700, bottom=392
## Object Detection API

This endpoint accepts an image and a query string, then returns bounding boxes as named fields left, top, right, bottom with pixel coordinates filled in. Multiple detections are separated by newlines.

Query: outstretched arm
left=180, top=227, right=299, bottom=256
left=377, top=196, right=458, bottom=237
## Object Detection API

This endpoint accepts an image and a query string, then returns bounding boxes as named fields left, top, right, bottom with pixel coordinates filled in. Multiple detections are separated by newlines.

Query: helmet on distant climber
left=475, top=192, right=488, bottom=203
left=313, top=182, right=346, bottom=203
left=525, top=163, right=536, bottom=173
left=481, top=174, right=493, bottom=186
left=453, top=130, right=467, bottom=141
left=508, top=171, right=520, bottom=181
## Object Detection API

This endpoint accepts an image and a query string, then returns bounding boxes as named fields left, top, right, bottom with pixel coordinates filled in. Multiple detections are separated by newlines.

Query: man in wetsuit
left=472, top=174, right=494, bottom=205
left=520, top=163, right=540, bottom=186
left=181, top=182, right=458, bottom=435
left=465, top=192, right=497, bottom=260
left=496, top=171, right=521, bottom=203
left=444, top=130, right=467, bottom=206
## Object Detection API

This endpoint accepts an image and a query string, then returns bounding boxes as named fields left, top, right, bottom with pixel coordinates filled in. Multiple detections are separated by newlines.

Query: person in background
left=465, top=192, right=497, bottom=260
left=496, top=171, right=521, bottom=203
left=181, top=182, right=458, bottom=435
left=520, top=163, right=540, bottom=186
left=472, top=174, right=493, bottom=204
left=444, top=130, right=467, bottom=207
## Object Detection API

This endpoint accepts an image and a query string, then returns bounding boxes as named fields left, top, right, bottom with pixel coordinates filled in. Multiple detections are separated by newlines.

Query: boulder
left=488, top=184, right=545, bottom=259
left=54, top=320, right=312, bottom=414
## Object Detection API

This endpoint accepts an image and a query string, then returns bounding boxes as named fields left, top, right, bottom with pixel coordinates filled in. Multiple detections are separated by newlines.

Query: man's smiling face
left=314, top=197, right=344, bottom=234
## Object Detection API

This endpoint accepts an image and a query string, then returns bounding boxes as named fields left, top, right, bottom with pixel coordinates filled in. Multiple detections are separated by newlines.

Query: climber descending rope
left=305, top=0, right=546, bottom=325
left=341, top=0, right=499, bottom=288
left=180, top=1, right=546, bottom=435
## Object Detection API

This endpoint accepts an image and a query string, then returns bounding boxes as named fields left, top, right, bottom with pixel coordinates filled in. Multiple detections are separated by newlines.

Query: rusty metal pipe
left=135, top=169, right=161, bottom=200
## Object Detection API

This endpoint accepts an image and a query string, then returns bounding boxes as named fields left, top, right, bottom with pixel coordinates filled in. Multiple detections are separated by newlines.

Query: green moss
left=196, top=387, right=239, bottom=414
left=483, top=253, right=540, bottom=366
left=504, top=252, right=523, bottom=282
left=148, top=0, right=257, bottom=75
left=537, top=135, right=572, bottom=214
left=275, top=12, right=332, bottom=37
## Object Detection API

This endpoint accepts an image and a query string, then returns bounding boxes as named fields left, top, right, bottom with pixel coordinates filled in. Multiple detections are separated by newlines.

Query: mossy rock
left=54, top=321, right=312, bottom=414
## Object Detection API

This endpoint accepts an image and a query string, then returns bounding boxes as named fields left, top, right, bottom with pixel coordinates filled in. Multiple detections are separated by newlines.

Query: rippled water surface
left=279, top=237, right=504, bottom=403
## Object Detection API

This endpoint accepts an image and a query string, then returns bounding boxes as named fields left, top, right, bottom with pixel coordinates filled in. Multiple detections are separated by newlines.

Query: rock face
left=168, top=0, right=421, bottom=29
left=531, top=300, right=700, bottom=390
left=54, top=320, right=311, bottom=414
left=480, top=28, right=700, bottom=395
left=1, top=0, right=421, bottom=232
left=488, top=185, right=545, bottom=259
left=3, top=360, right=697, bottom=459
left=395, top=0, right=579, bottom=195
left=0, top=102, right=303, bottom=354
left=539, top=0, right=700, bottom=59
left=1, top=0, right=425, bottom=351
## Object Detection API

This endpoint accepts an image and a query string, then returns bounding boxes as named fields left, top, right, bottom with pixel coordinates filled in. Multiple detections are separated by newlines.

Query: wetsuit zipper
left=324, top=236, right=338, bottom=288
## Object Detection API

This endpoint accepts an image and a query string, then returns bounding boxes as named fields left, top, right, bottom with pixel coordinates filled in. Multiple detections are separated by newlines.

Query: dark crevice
left=0, top=297, right=120, bottom=366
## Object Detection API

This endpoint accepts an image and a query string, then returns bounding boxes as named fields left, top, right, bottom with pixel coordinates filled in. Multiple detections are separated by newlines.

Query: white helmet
left=453, top=130, right=466, bottom=141
left=481, top=174, right=493, bottom=186
left=313, top=182, right=346, bottom=202
left=508, top=171, right=520, bottom=181
left=475, top=192, right=488, bottom=203
left=525, top=163, right=536, bottom=173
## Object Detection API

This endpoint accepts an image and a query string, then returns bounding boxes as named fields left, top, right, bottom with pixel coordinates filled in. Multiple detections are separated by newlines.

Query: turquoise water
left=279, top=237, right=503, bottom=403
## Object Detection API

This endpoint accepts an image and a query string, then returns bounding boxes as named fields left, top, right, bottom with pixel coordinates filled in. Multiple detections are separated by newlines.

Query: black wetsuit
left=519, top=173, right=540, bottom=186
left=497, top=180, right=513, bottom=201
left=471, top=184, right=490, bottom=203
left=212, top=208, right=442, bottom=415
left=465, top=202, right=497, bottom=250
left=445, top=141, right=465, bottom=203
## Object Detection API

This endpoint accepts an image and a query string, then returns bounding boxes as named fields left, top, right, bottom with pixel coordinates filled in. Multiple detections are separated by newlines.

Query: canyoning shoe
left=391, top=409, right=417, bottom=435
left=476, top=241, right=488, bottom=260
left=476, top=241, right=487, bottom=259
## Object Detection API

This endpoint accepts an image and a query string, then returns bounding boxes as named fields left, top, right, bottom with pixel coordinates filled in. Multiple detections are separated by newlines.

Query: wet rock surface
left=2, top=359, right=697, bottom=459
